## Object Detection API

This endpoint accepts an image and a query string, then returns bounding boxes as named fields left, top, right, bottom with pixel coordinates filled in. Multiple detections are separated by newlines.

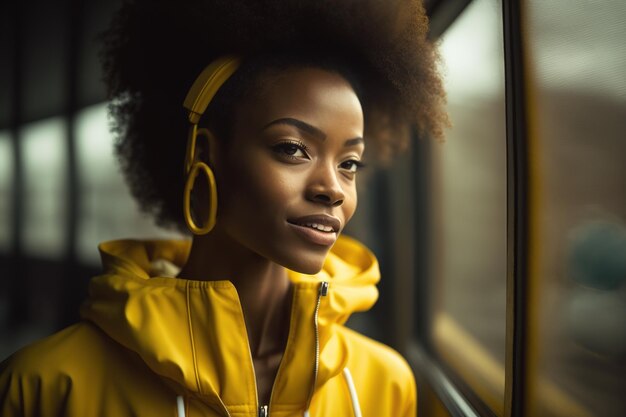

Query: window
left=0, top=132, right=12, bottom=252
left=21, top=118, right=68, bottom=258
left=524, top=1, right=626, bottom=415
left=414, top=1, right=626, bottom=416
left=75, top=103, right=182, bottom=265
left=428, top=0, right=507, bottom=414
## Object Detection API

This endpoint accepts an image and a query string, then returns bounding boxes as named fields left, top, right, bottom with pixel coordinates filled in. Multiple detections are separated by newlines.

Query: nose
left=306, top=164, right=345, bottom=207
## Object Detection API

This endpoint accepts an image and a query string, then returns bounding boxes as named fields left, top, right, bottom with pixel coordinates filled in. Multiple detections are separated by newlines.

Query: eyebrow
left=262, top=117, right=364, bottom=147
left=262, top=118, right=326, bottom=141
left=343, top=137, right=364, bottom=147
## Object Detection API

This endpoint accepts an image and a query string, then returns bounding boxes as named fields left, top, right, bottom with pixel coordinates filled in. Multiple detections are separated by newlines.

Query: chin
left=281, top=252, right=327, bottom=275
left=297, top=263, right=325, bottom=276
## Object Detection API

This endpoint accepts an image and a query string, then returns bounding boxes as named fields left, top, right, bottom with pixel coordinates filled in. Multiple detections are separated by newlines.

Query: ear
left=195, top=128, right=221, bottom=170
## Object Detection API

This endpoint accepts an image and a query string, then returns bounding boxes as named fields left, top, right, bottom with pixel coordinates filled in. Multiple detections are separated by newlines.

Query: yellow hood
left=80, top=235, right=380, bottom=414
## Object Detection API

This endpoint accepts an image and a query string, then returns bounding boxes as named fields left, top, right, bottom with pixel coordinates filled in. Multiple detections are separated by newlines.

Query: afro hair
left=100, top=0, right=448, bottom=232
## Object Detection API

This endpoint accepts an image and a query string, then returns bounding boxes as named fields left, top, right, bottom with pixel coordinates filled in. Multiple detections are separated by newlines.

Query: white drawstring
left=303, top=367, right=362, bottom=417
left=176, top=395, right=186, bottom=417
left=342, top=368, right=362, bottom=417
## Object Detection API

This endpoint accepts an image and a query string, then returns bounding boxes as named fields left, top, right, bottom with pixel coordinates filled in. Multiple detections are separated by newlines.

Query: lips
left=287, top=214, right=341, bottom=246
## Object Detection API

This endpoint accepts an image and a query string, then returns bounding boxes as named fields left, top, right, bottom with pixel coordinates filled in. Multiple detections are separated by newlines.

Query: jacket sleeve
left=0, top=354, right=72, bottom=417
left=401, top=368, right=417, bottom=417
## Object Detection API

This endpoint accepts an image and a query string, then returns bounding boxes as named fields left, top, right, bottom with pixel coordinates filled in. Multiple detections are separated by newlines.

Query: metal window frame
left=502, top=0, right=528, bottom=416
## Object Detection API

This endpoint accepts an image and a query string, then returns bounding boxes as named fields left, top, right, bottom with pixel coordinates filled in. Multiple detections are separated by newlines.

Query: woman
left=0, top=0, right=447, bottom=416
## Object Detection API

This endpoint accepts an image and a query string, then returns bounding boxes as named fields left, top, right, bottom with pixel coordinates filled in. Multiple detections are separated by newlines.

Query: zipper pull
left=319, top=281, right=329, bottom=297
left=258, top=405, right=268, bottom=417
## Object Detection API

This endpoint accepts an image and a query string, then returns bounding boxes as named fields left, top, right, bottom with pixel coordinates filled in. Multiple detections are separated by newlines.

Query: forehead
left=235, top=67, right=364, bottom=134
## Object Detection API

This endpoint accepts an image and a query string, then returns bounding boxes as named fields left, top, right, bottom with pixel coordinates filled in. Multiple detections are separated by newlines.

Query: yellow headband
left=183, top=56, right=241, bottom=125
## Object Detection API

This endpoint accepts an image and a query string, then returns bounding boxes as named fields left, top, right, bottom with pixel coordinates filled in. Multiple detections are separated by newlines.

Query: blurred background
left=1, top=0, right=625, bottom=416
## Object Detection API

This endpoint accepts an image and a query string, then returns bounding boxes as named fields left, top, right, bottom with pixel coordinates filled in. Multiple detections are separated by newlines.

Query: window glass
left=21, top=118, right=68, bottom=258
left=0, top=131, right=13, bottom=252
left=430, top=0, right=506, bottom=414
left=75, top=103, right=183, bottom=265
left=525, top=2, right=626, bottom=416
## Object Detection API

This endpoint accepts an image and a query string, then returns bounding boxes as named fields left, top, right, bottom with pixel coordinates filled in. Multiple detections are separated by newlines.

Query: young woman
left=0, top=0, right=447, bottom=416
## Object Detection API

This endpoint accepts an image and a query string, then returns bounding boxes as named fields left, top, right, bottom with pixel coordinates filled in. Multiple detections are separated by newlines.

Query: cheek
left=218, top=153, right=300, bottom=222
left=343, top=186, right=358, bottom=225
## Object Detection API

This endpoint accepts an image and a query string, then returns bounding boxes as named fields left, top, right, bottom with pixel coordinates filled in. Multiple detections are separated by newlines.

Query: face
left=209, top=67, right=365, bottom=274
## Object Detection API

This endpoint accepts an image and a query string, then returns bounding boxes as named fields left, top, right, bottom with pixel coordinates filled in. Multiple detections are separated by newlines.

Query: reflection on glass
left=21, top=118, right=68, bottom=258
left=526, top=1, right=626, bottom=416
left=430, top=0, right=506, bottom=414
left=0, top=132, right=13, bottom=252
left=75, top=103, right=183, bottom=265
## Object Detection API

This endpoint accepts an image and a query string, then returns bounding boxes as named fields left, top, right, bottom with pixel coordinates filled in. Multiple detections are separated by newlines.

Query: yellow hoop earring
left=182, top=56, right=240, bottom=235
left=184, top=160, right=218, bottom=235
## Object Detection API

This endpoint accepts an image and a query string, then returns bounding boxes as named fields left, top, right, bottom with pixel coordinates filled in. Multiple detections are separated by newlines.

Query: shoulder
left=2, top=322, right=174, bottom=417
left=2, top=322, right=117, bottom=377
left=336, top=325, right=415, bottom=382
left=332, top=325, right=417, bottom=416
left=0, top=322, right=130, bottom=416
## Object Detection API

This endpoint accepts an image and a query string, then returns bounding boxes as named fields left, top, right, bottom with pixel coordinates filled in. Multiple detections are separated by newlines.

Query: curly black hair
left=100, top=0, right=448, bottom=232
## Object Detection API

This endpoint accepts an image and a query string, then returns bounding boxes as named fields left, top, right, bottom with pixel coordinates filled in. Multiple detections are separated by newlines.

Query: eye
left=271, top=141, right=309, bottom=159
left=340, top=159, right=365, bottom=173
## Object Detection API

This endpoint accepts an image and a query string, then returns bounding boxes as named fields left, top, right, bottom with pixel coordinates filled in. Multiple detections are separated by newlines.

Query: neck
left=177, top=227, right=292, bottom=357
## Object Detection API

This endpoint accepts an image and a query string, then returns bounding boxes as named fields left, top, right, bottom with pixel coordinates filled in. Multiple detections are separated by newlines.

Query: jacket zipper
left=304, top=281, right=329, bottom=412
left=259, top=281, right=329, bottom=417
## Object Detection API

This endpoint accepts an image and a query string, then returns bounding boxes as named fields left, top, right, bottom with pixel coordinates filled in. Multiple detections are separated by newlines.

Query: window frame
left=406, top=0, right=531, bottom=416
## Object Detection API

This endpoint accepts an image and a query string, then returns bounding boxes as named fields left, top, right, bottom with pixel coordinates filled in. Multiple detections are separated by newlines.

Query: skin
left=177, top=67, right=365, bottom=405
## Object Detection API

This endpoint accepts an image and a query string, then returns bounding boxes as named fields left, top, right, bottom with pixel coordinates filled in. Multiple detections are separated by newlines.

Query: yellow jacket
left=1, top=236, right=416, bottom=417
